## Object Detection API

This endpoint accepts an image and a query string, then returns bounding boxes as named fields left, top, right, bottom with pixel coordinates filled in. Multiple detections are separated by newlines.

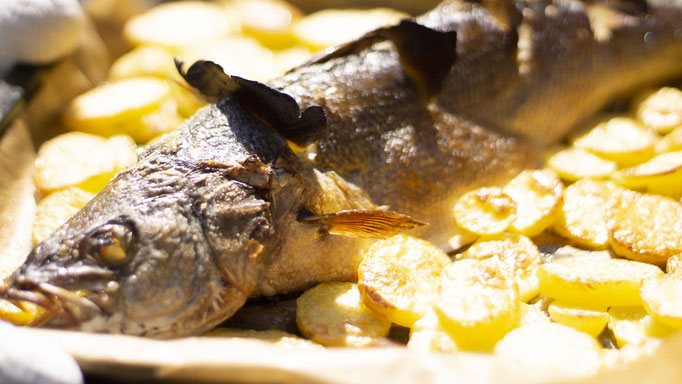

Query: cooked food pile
left=0, top=0, right=681, bottom=380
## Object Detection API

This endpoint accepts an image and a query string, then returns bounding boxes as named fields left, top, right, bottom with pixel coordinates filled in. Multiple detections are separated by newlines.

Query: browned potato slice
left=503, top=169, right=563, bottom=236
left=573, top=116, right=658, bottom=166
left=552, top=179, right=624, bottom=249
left=640, top=277, right=682, bottom=330
left=358, top=235, right=451, bottom=327
left=458, top=233, right=541, bottom=302
left=454, top=187, right=516, bottom=236
left=32, top=187, right=95, bottom=246
left=407, top=311, right=458, bottom=353
left=612, top=151, right=682, bottom=197
left=546, top=147, right=617, bottom=182
left=547, top=301, right=609, bottom=337
left=633, top=87, right=682, bottom=134
left=205, top=328, right=322, bottom=349
left=123, top=1, right=239, bottom=50
left=608, top=306, right=676, bottom=347
left=655, top=126, right=682, bottom=153
left=434, top=257, right=520, bottom=351
left=494, top=322, right=604, bottom=382
left=666, top=254, right=682, bottom=278
left=605, top=190, right=682, bottom=266
left=296, top=282, right=391, bottom=347
left=538, top=257, right=663, bottom=307
left=230, top=0, right=302, bottom=50
left=33, top=132, right=137, bottom=195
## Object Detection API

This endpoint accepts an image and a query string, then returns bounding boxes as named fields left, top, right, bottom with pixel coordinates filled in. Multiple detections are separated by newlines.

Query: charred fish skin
left=271, top=0, right=682, bottom=249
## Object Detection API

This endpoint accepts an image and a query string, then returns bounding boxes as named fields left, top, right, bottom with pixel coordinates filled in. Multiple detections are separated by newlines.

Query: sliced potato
left=607, top=306, right=676, bottom=347
left=546, top=147, right=618, bottom=182
left=274, top=46, right=312, bottom=75
left=293, top=8, right=407, bottom=51
left=357, top=235, right=451, bottom=327
left=494, top=322, right=604, bottom=382
left=503, top=169, right=563, bottom=236
left=230, top=0, right=302, bottom=50
left=573, top=116, right=658, bottom=166
left=108, top=46, right=180, bottom=81
left=655, top=126, right=682, bottom=153
left=123, top=1, right=239, bottom=50
left=537, top=256, right=663, bottom=307
left=640, top=277, right=682, bottom=330
left=0, top=300, right=36, bottom=326
left=633, top=87, right=682, bottom=134
left=296, top=282, right=391, bottom=347
left=605, top=190, right=682, bottom=266
left=519, top=302, right=551, bottom=327
left=458, top=233, right=541, bottom=302
left=454, top=187, right=516, bottom=236
left=205, top=328, right=322, bottom=349
left=136, top=100, right=185, bottom=143
left=612, top=151, right=682, bottom=197
left=547, top=301, right=609, bottom=337
left=32, top=187, right=95, bottom=246
left=407, top=311, right=458, bottom=353
left=434, top=258, right=520, bottom=351
left=552, top=179, right=624, bottom=249
left=666, top=254, right=682, bottom=278
left=33, top=132, right=137, bottom=195
left=64, top=77, right=172, bottom=141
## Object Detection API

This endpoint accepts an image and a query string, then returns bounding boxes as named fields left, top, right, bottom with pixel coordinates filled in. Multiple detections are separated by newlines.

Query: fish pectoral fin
left=300, top=209, right=426, bottom=239
left=299, top=19, right=457, bottom=96
left=175, top=58, right=326, bottom=148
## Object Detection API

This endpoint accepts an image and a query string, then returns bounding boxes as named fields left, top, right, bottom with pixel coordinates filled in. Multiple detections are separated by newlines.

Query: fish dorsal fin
left=300, top=209, right=425, bottom=239
left=175, top=59, right=326, bottom=148
left=299, top=19, right=457, bottom=96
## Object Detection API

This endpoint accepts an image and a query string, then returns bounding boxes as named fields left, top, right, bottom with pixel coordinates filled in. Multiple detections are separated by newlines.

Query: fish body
left=3, top=0, right=682, bottom=337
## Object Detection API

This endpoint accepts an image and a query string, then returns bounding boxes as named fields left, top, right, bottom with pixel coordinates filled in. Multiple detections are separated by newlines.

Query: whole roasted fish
left=3, top=0, right=682, bottom=338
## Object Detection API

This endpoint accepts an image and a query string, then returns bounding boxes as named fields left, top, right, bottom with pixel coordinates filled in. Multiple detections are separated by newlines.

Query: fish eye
left=86, top=223, right=135, bottom=266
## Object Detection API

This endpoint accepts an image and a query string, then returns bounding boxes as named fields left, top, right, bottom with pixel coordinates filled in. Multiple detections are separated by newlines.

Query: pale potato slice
left=655, top=126, right=682, bottom=153
left=545, top=147, right=617, bottom=182
left=458, top=233, right=541, bottom=302
left=434, top=257, right=520, bottom=351
left=32, top=187, right=95, bottom=246
left=33, top=132, right=137, bottom=195
left=65, top=77, right=172, bottom=141
left=357, top=235, right=451, bottom=327
left=666, top=254, right=682, bottom=278
left=230, top=0, right=302, bottom=50
left=494, top=322, right=604, bottom=382
left=205, top=328, right=322, bottom=349
left=611, top=151, right=682, bottom=197
left=552, top=179, right=624, bottom=249
left=519, top=302, right=551, bottom=327
left=407, top=310, right=458, bottom=353
left=181, top=36, right=278, bottom=82
left=573, top=116, right=658, bottom=166
left=640, top=277, right=682, bottom=329
left=296, top=282, right=391, bottom=347
left=454, top=187, right=516, bottom=236
left=547, top=301, right=609, bottom=337
left=292, top=8, right=407, bottom=51
left=537, top=257, right=663, bottom=307
left=633, top=87, right=682, bottom=134
left=503, top=169, right=563, bottom=236
left=607, top=306, right=676, bottom=347
left=123, top=1, right=239, bottom=50
left=605, top=190, right=682, bottom=266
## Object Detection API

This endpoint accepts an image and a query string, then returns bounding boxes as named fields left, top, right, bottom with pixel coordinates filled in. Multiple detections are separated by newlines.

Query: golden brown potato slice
left=434, top=257, right=520, bottom=351
left=454, top=187, right=516, bottom=236
left=547, top=301, right=609, bottom=337
left=640, top=277, right=682, bottom=330
left=503, top=169, right=563, bottom=236
left=605, top=190, right=682, bottom=266
left=357, top=235, right=451, bottom=327
left=552, top=179, right=625, bottom=249
left=538, top=256, right=663, bottom=307
left=123, top=1, right=239, bottom=50
left=573, top=116, right=658, bottom=166
left=230, top=0, right=302, bottom=50
left=407, top=311, right=458, bottom=353
left=458, top=233, right=541, bottom=302
left=296, top=282, right=391, bottom=347
left=545, top=147, right=617, bottom=182
left=33, top=132, right=137, bottom=195
left=205, top=328, right=322, bottom=349
left=607, top=306, right=676, bottom=347
left=633, top=87, right=682, bottom=134
left=612, top=150, right=682, bottom=197
left=494, top=322, right=604, bottom=382
left=32, top=187, right=95, bottom=246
